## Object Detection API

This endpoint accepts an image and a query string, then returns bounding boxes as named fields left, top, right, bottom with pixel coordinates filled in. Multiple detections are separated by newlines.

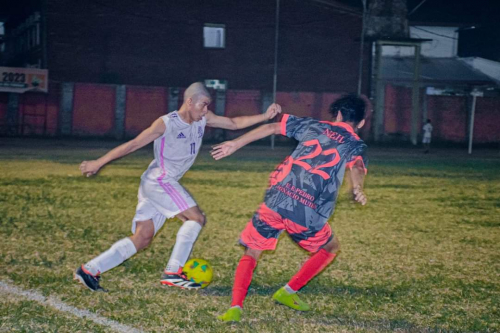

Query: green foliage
left=1, top=139, right=499, bottom=332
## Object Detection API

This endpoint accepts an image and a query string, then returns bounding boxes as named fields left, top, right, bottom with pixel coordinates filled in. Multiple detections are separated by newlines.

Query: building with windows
left=1, top=2, right=43, bottom=69
left=1, top=0, right=367, bottom=93
left=373, top=23, right=499, bottom=144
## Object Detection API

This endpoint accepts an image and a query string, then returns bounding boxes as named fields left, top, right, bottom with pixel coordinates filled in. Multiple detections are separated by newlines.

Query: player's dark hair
left=329, top=94, right=366, bottom=124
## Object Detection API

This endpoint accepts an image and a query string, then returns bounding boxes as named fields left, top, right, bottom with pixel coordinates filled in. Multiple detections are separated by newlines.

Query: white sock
left=84, top=238, right=137, bottom=276
left=284, top=284, right=297, bottom=294
left=165, top=220, right=202, bottom=273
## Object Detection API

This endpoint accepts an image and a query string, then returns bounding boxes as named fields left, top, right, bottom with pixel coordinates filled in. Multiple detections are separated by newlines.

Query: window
left=203, top=24, right=225, bottom=48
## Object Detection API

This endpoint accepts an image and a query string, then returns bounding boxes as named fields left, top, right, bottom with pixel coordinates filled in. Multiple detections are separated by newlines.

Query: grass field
left=1, top=138, right=499, bottom=332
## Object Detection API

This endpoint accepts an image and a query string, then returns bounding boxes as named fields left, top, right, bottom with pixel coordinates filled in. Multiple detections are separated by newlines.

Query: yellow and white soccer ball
left=183, top=258, right=213, bottom=288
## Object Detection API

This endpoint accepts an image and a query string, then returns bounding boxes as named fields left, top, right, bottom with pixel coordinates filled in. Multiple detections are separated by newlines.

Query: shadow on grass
left=369, top=184, right=430, bottom=189
left=201, top=282, right=407, bottom=298
left=242, top=314, right=460, bottom=333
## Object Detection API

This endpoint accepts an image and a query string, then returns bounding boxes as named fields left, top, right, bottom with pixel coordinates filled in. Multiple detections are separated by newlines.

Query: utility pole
left=271, top=0, right=280, bottom=149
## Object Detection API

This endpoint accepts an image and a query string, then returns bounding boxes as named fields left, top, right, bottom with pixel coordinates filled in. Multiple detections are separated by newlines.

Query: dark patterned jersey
left=263, top=114, right=368, bottom=231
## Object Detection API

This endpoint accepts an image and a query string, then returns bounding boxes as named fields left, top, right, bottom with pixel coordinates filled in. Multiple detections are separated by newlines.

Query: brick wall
left=4, top=82, right=499, bottom=143
left=474, top=97, right=500, bottom=142
left=427, top=95, right=468, bottom=142
left=0, top=82, right=374, bottom=142
left=383, top=84, right=500, bottom=143
left=125, top=86, right=168, bottom=137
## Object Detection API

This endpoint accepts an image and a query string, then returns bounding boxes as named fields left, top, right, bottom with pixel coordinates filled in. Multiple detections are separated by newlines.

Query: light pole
left=357, top=0, right=367, bottom=95
left=468, top=88, right=483, bottom=154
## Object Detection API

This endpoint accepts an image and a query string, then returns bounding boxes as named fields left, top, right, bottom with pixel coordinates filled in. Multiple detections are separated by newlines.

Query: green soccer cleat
left=217, top=307, right=242, bottom=322
left=272, top=287, right=310, bottom=311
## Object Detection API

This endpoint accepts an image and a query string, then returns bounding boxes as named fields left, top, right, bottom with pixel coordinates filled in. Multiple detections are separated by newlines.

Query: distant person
left=75, top=82, right=281, bottom=291
left=422, top=119, right=433, bottom=153
left=212, top=94, right=368, bottom=322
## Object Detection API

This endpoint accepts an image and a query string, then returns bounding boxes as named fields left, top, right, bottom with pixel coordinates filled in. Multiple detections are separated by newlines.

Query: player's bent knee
left=190, top=213, right=206, bottom=227
left=323, top=238, right=340, bottom=254
left=132, top=222, right=155, bottom=250
left=244, top=248, right=262, bottom=260
left=142, top=236, right=154, bottom=250
left=131, top=233, right=153, bottom=251
left=177, top=215, right=187, bottom=222
left=197, top=214, right=206, bottom=227
left=178, top=208, right=206, bottom=226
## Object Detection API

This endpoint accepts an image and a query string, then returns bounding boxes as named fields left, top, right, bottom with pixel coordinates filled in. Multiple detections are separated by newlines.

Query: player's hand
left=79, top=160, right=101, bottom=177
left=353, top=185, right=367, bottom=205
left=264, top=103, right=282, bottom=120
left=211, top=141, right=239, bottom=160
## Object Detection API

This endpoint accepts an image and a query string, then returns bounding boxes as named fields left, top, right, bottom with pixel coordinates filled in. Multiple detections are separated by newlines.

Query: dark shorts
left=240, top=203, right=333, bottom=253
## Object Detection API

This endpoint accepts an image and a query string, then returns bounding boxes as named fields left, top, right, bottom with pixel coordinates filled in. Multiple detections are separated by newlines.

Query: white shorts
left=131, top=178, right=197, bottom=235
left=422, top=136, right=431, bottom=144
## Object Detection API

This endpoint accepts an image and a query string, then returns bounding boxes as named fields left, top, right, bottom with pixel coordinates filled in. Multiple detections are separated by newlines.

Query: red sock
left=288, top=249, right=337, bottom=291
left=231, top=255, right=257, bottom=308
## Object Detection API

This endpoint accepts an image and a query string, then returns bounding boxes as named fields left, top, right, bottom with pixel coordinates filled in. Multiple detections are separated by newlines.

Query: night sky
left=338, top=0, right=500, bottom=26
left=3, top=0, right=500, bottom=26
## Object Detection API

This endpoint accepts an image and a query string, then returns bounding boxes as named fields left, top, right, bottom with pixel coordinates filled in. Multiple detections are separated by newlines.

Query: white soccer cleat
left=160, top=268, right=201, bottom=289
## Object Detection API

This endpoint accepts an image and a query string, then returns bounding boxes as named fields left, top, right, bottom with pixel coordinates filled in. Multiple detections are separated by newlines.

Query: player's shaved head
left=184, top=82, right=211, bottom=102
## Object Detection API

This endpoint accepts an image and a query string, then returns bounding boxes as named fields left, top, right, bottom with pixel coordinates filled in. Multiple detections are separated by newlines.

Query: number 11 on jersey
left=190, top=142, right=196, bottom=155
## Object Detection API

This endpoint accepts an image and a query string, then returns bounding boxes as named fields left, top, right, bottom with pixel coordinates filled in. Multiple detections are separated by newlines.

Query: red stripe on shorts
left=297, top=223, right=332, bottom=253
left=283, top=218, right=309, bottom=234
left=257, top=204, right=284, bottom=229
left=240, top=219, right=279, bottom=251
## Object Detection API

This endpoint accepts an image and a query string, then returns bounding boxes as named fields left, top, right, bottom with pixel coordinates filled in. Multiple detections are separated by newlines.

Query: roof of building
left=380, top=57, right=497, bottom=87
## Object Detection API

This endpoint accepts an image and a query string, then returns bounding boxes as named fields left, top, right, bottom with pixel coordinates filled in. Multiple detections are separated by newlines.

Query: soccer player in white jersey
left=422, top=119, right=433, bottom=154
left=74, top=82, right=281, bottom=291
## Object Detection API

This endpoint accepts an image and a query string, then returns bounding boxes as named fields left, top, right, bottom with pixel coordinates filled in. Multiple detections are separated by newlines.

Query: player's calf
left=322, top=236, right=340, bottom=254
left=130, top=220, right=155, bottom=251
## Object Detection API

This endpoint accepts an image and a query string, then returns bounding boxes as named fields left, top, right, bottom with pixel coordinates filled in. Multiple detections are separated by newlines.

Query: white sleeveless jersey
left=141, top=111, right=206, bottom=182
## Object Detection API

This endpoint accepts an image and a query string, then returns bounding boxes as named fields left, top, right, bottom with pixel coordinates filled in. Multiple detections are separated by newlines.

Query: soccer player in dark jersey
left=211, top=94, right=368, bottom=322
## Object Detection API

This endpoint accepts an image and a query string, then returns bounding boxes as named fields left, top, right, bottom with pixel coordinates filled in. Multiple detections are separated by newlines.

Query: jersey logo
left=177, top=132, right=186, bottom=139
left=198, top=126, right=204, bottom=138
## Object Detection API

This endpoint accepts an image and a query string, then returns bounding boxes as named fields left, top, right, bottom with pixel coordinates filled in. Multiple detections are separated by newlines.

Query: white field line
left=0, top=281, right=145, bottom=333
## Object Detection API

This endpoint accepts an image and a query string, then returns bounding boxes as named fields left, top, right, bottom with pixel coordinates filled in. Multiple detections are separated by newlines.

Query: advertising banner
left=0, top=66, right=48, bottom=93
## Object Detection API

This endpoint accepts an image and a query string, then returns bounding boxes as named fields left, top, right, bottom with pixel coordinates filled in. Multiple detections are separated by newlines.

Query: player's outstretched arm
left=79, top=118, right=166, bottom=177
left=350, top=160, right=367, bottom=205
left=211, top=122, right=281, bottom=160
left=206, top=103, right=281, bottom=130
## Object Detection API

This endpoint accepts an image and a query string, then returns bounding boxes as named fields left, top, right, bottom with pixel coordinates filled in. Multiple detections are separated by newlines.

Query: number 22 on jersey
left=270, top=139, right=340, bottom=185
